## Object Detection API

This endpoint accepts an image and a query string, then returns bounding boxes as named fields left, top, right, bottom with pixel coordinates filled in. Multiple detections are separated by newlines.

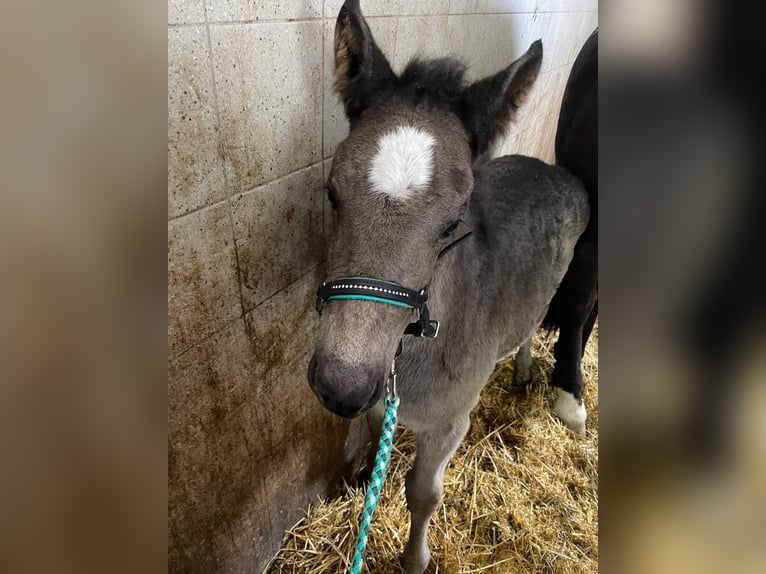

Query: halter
left=315, top=276, right=439, bottom=337
left=314, top=230, right=472, bottom=339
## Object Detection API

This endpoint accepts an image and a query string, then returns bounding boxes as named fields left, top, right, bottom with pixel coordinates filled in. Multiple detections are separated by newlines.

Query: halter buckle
left=422, top=320, right=440, bottom=338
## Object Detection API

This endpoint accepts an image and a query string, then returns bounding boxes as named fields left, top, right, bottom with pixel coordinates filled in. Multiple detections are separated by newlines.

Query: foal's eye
left=441, top=220, right=460, bottom=238
left=325, top=186, right=338, bottom=210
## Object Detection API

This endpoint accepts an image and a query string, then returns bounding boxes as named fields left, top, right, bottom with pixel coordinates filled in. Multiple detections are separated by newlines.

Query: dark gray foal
left=307, top=2, right=590, bottom=572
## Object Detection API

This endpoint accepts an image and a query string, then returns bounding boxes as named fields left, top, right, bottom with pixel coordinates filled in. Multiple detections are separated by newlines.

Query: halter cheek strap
left=315, top=276, right=439, bottom=338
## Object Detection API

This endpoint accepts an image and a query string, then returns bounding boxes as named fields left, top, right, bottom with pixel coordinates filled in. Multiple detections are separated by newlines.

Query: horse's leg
left=513, top=337, right=534, bottom=386
left=581, top=298, right=598, bottom=355
left=401, top=416, right=470, bottom=574
left=550, top=235, right=597, bottom=435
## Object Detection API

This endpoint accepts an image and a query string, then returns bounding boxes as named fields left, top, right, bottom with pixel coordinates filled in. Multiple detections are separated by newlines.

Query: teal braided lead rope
left=348, top=394, right=400, bottom=574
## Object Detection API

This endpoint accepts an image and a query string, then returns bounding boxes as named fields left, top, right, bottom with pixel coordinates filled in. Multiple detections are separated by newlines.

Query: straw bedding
left=266, top=326, right=598, bottom=573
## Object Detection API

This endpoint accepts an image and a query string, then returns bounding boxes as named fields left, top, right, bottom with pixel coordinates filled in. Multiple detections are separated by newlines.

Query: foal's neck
left=428, top=205, right=480, bottom=323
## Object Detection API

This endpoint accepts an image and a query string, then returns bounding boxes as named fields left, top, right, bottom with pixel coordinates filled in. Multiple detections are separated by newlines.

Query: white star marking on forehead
left=368, top=126, right=436, bottom=200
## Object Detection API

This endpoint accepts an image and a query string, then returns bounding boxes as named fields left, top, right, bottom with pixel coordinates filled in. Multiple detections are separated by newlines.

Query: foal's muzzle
left=309, top=276, right=436, bottom=418
left=307, top=354, right=384, bottom=418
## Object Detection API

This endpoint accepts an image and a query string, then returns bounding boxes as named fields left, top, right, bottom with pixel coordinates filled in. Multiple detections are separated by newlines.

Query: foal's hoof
left=512, top=364, right=532, bottom=386
left=553, top=388, right=587, bottom=435
left=512, top=342, right=533, bottom=387
left=400, top=546, right=430, bottom=574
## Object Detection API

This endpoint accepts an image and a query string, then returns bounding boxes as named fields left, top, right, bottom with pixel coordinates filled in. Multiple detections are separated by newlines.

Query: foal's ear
left=334, top=0, right=395, bottom=120
left=461, top=40, right=543, bottom=160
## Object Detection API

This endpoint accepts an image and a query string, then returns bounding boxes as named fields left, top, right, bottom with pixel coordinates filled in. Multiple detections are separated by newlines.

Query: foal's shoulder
left=474, top=154, right=589, bottom=227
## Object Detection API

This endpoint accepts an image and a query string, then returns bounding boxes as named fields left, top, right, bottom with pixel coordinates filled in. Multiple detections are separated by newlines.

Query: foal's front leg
left=357, top=407, right=384, bottom=483
left=513, top=337, right=534, bottom=386
left=401, top=416, right=470, bottom=574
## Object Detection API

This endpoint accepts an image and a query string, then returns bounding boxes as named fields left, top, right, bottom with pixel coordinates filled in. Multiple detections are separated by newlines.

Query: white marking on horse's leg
left=513, top=337, right=533, bottom=385
left=368, top=126, right=435, bottom=200
left=553, top=387, right=587, bottom=435
left=402, top=417, right=469, bottom=574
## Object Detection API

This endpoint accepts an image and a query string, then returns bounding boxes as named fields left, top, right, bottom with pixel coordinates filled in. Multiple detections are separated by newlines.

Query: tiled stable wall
left=168, top=1, right=597, bottom=572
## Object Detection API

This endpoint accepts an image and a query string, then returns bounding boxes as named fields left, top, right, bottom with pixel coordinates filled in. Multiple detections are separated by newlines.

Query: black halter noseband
left=314, top=231, right=472, bottom=339
left=316, top=276, right=439, bottom=337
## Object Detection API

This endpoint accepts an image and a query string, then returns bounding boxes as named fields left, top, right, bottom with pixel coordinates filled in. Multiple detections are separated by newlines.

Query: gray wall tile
left=241, top=268, right=320, bottom=438
left=325, top=0, right=402, bottom=18
left=168, top=203, right=242, bottom=355
left=168, top=317, right=273, bottom=573
left=448, top=0, right=484, bottom=12
left=231, top=163, right=324, bottom=312
left=398, top=0, right=452, bottom=15
left=482, top=0, right=537, bottom=12
left=211, top=21, right=323, bottom=195
left=207, top=0, right=322, bottom=23
left=168, top=27, right=228, bottom=218
left=393, top=15, right=450, bottom=71
left=169, top=0, right=206, bottom=24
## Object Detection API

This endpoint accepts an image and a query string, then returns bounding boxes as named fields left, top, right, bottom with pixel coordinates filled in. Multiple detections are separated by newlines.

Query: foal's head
left=308, top=0, right=542, bottom=418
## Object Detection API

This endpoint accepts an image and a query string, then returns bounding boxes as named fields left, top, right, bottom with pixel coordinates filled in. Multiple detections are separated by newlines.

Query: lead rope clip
left=386, top=357, right=397, bottom=398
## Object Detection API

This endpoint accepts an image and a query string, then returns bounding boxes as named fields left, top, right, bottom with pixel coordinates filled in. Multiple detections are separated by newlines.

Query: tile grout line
left=322, top=16, right=327, bottom=162
left=167, top=10, right=593, bottom=28
left=167, top=159, right=329, bottom=223
left=240, top=263, right=323, bottom=318
left=202, top=2, right=249, bottom=331
left=170, top=262, right=322, bottom=363
left=321, top=13, right=326, bottom=246
left=234, top=159, right=328, bottom=199
left=168, top=194, right=230, bottom=223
